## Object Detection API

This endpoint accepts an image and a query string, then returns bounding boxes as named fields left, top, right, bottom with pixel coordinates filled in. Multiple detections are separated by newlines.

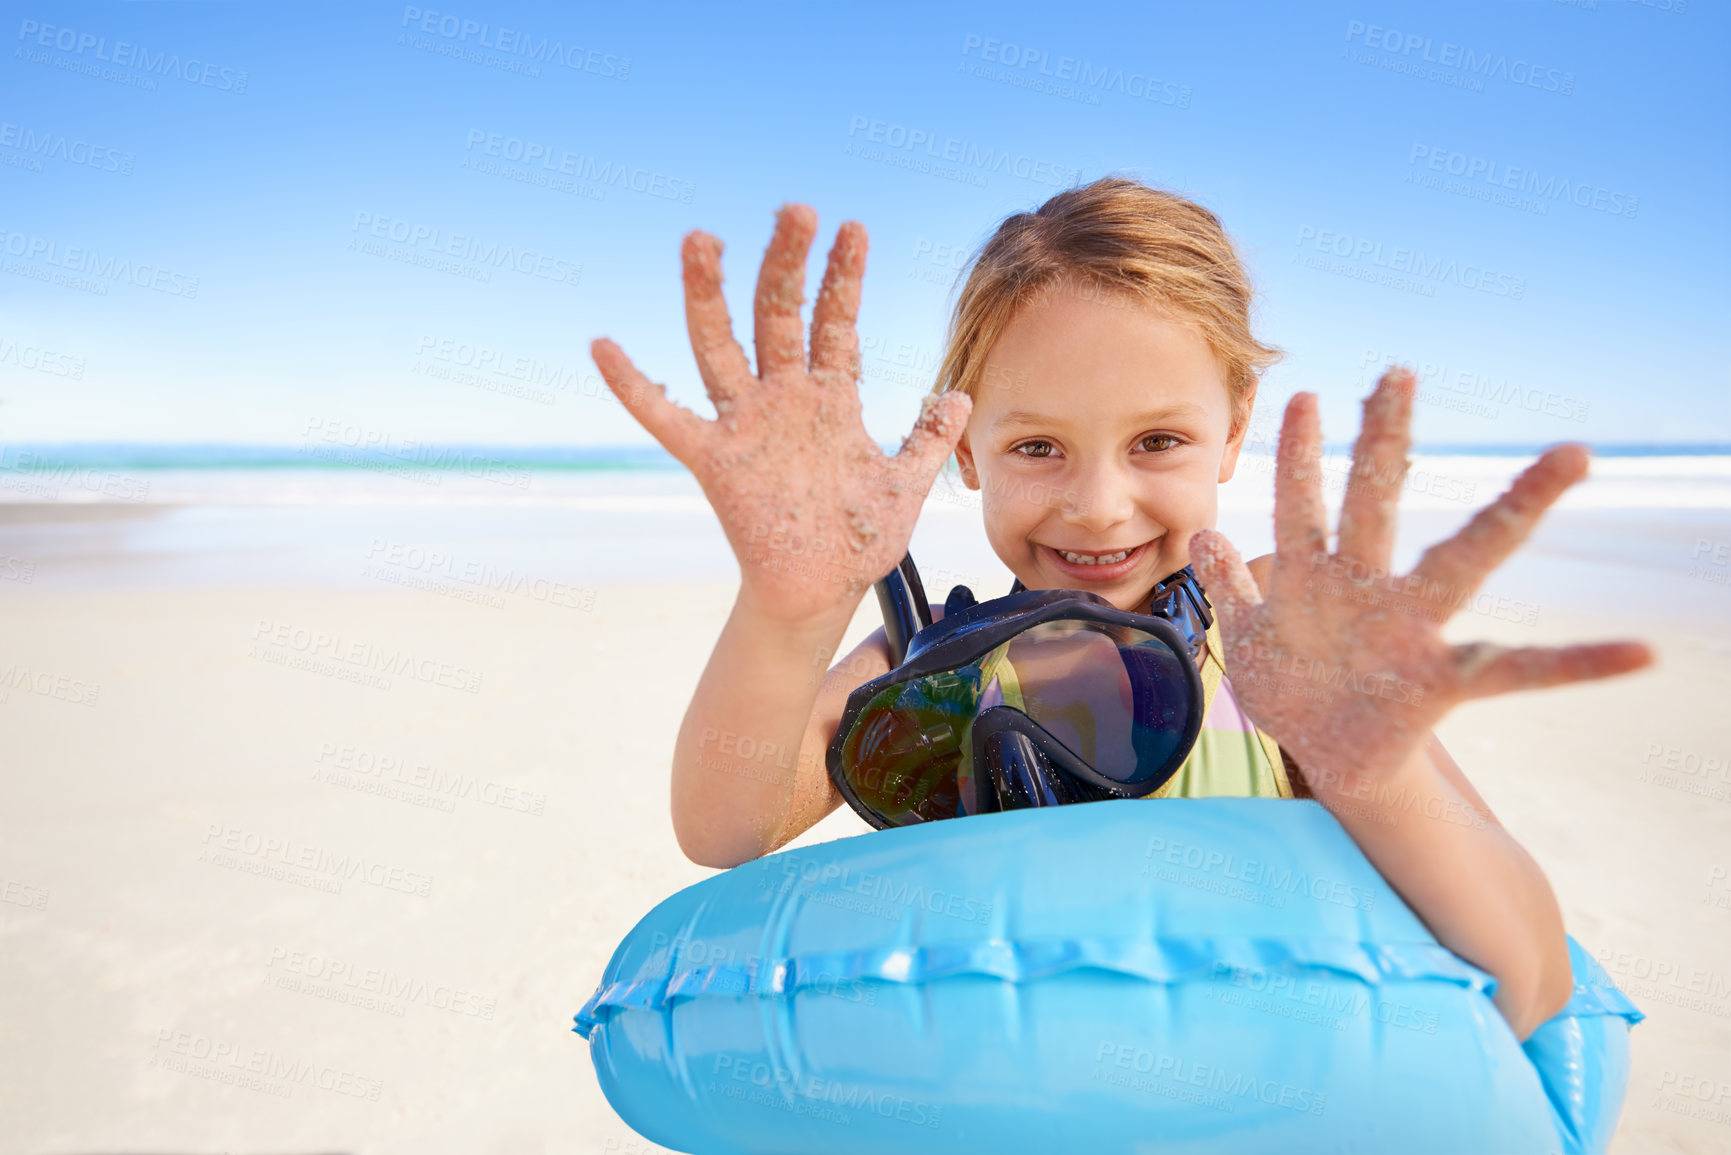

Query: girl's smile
left=1039, top=539, right=1158, bottom=584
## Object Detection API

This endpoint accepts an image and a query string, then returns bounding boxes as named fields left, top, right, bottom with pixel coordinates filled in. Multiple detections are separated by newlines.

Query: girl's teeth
left=1060, top=548, right=1130, bottom=565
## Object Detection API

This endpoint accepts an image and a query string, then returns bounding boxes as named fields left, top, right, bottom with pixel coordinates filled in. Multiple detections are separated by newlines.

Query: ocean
left=0, top=443, right=1728, bottom=622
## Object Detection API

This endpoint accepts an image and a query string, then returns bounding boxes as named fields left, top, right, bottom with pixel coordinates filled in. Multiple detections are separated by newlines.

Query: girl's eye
left=1138, top=433, right=1181, bottom=453
left=1012, top=439, right=1056, bottom=459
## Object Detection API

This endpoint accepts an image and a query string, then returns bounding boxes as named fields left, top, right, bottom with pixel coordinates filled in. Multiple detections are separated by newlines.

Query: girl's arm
left=1198, top=371, right=1652, bottom=1041
left=676, top=589, right=963, bottom=865
left=588, top=204, right=971, bottom=868
left=1306, top=739, right=1574, bottom=1040
left=667, top=591, right=860, bottom=868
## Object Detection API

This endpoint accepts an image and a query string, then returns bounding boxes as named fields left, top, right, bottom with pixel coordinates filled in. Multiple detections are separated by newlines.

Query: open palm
left=590, top=204, right=972, bottom=623
left=1190, top=367, right=1653, bottom=796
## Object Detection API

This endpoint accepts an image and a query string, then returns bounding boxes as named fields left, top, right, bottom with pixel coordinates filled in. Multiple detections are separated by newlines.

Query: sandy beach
left=1, top=483, right=1728, bottom=1154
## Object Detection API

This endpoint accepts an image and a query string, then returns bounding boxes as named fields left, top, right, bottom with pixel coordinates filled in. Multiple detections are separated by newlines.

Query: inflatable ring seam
left=575, top=937, right=1646, bottom=1040
left=573, top=932, right=1504, bottom=1039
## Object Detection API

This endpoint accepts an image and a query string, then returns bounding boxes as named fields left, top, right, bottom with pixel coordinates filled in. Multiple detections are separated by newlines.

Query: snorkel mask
left=827, top=555, right=1215, bottom=830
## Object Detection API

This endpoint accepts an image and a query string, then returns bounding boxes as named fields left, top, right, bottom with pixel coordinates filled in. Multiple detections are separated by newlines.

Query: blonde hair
left=932, top=175, right=1282, bottom=436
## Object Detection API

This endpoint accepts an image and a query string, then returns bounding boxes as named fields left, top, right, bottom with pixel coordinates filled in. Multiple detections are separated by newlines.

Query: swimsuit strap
left=1153, top=617, right=1295, bottom=800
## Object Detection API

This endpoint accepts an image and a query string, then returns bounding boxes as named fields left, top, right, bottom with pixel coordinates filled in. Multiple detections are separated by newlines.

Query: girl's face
left=952, top=278, right=1252, bottom=614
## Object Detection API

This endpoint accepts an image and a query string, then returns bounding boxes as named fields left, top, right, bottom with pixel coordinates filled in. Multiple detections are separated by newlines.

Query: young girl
left=589, top=176, right=1653, bottom=1042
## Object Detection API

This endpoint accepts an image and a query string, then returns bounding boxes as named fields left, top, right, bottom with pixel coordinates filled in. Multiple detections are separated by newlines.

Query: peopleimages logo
left=462, top=130, right=694, bottom=203
left=845, top=115, right=1080, bottom=187
left=1407, top=144, right=1637, bottom=219
left=1343, top=20, right=1574, bottom=95
left=350, top=211, right=581, bottom=287
left=201, top=823, right=435, bottom=898
left=398, top=7, right=629, bottom=79
left=0, top=446, right=148, bottom=502
left=0, top=335, right=84, bottom=379
left=0, top=228, right=199, bottom=298
left=958, top=33, right=1192, bottom=108
left=16, top=19, right=249, bottom=92
left=0, top=122, right=133, bottom=174
left=150, top=1029, right=382, bottom=1100
left=1294, top=226, right=1525, bottom=300
left=1142, top=835, right=1377, bottom=911
left=772, top=853, right=995, bottom=925
left=250, top=615, right=486, bottom=695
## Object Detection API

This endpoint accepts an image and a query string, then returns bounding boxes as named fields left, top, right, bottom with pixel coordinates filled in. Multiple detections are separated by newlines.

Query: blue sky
left=0, top=0, right=1724, bottom=448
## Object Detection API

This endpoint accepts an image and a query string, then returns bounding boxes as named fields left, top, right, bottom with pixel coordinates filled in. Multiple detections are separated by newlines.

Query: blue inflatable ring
left=576, top=799, right=1642, bottom=1154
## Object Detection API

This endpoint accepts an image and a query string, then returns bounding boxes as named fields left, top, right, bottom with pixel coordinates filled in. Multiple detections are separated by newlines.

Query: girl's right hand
left=590, top=204, right=974, bottom=625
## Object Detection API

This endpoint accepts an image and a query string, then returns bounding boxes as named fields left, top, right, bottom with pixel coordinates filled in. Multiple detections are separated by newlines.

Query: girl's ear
left=1218, top=379, right=1257, bottom=484
left=954, top=430, right=981, bottom=489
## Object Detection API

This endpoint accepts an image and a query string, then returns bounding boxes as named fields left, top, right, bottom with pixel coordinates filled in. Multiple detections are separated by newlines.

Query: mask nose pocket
left=972, top=706, right=1086, bottom=811
left=943, top=584, right=978, bottom=618
left=982, top=727, right=1042, bottom=811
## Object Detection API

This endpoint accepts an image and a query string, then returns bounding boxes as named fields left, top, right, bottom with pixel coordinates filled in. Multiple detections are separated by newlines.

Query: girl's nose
left=1058, top=459, right=1137, bottom=532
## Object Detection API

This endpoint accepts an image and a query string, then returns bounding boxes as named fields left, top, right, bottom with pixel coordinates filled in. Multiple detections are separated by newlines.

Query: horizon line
left=1, top=440, right=1729, bottom=467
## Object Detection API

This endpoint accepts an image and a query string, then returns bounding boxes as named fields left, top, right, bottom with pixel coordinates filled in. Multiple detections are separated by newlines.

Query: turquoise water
left=0, top=443, right=686, bottom=472
left=2, top=442, right=1728, bottom=472
left=1, top=444, right=1728, bottom=619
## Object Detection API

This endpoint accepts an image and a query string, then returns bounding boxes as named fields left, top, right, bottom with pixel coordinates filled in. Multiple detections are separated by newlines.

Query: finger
left=590, top=338, right=708, bottom=465
left=1409, top=443, right=1589, bottom=607
left=809, top=220, right=866, bottom=381
left=1454, top=639, right=1654, bottom=701
left=1335, top=367, right=1414, bottom=573
left=681, top=231, right=753, bottom=414
left=754, top=203, right=818, bottom=380
left=888, top=390, right=973, bottom=490
left=1271, top=392, right=1328, bottom=602
left=1188, top=529, right=1264, bottom=639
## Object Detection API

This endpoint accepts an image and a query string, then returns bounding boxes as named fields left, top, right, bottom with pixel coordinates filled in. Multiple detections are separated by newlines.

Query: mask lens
left=837, top=617, right=1195, bottom=826
left=1004, top=621, right=1192, bottom=787
left=838, top=675, right=979, bottom=825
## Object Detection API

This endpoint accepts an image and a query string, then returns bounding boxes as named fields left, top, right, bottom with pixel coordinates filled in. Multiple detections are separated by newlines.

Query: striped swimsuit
left=1148, top=615, right=1299, bottom=800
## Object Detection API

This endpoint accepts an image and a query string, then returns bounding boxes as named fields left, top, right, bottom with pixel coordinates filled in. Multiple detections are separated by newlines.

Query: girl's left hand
left=1188, top=366, right=1653, bottom=801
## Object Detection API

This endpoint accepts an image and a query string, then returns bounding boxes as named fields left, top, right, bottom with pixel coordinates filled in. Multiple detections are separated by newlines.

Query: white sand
left=1, top=565, right=1727, bottom=1151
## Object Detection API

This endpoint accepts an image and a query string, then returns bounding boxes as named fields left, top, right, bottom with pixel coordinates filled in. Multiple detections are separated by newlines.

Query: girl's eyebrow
left=995, top=403, right=1208, bottom=430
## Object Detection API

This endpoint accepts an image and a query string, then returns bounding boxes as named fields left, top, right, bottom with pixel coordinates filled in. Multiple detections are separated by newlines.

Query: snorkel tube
left=874, top=553, right=933, bottom=666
